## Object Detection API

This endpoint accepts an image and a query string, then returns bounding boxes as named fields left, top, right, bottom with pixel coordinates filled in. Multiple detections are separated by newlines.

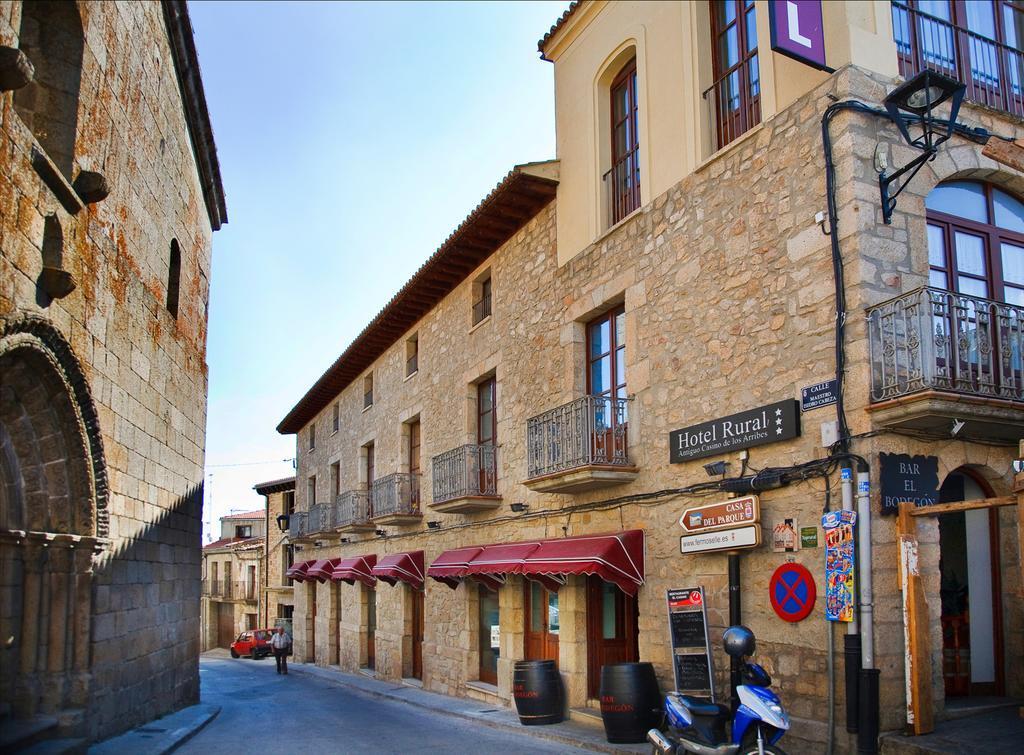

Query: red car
left=230, top=628, right=274, bottom=659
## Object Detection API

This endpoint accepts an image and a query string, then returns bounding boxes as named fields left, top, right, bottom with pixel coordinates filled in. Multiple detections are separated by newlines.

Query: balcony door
left=408, top=420, right=421, bottom=507
left=608, top=58, right=639, bottom=225
left=710, top=0, right=760, bottom=148
left=587, top=307, right=627, bottom=464
left=477, top=378, right=496, bottom=493
left=411, top=588, right=424, bottom=680
left=524, top=581, right=559, bottom=663
left=586, top=576, right=639, bottom=699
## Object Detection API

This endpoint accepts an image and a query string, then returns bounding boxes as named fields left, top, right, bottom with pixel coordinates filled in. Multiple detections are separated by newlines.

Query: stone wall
left=0, top=0, right=215, bottom=741
left=289, top=65, right=1023, bottom=753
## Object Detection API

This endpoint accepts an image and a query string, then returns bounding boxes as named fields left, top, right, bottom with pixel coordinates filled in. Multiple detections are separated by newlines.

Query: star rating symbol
left=775, top=408, right=784, bottom=435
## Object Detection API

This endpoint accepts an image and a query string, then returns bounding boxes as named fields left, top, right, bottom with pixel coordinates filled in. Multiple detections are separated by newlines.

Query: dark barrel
left=599, top=662, right=662, bottom=743
left=512, top=660, right=564, bottom=725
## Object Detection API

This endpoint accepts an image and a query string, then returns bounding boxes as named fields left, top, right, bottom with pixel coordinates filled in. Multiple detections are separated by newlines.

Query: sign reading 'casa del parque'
left=669, top=399, right=800, bottom=463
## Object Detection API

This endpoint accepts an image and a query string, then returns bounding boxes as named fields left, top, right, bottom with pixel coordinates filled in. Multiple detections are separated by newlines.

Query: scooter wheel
left=738, top=743, right=787, bottom=755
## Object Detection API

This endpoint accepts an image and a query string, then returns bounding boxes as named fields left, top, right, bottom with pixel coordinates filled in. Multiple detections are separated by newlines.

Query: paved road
left=180, top=653, right=594, bottom=754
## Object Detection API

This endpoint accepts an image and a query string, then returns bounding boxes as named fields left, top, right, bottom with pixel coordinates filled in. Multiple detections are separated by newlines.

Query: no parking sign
left=769, top=563, right=816, bottom=622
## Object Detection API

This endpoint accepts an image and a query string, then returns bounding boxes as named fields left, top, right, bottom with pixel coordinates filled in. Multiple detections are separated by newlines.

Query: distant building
left=201, top=510, right=265, bottom=650
left=254, top=476, right=296, bottom=632
left=0, top=0, right=225, bottom=744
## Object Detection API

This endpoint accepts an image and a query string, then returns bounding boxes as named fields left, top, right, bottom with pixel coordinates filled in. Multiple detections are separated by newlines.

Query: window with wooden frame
left=406, top=334, right=419, bottom=377
left=925, top=180, right=1024, bottom=304
left=363, top=373, right=374, bottom=409
left=307, top=475, right=316, bottom=507
left=477, top=377, right=497, bottom=447
left=709, top=0, right=760, bottom=149
left=308, top=423, right=316, bottom=451
left=235, top=524, right=252, bottom=538
left=283, top=490, right=295, bottom=516
left=891, top=0, right=1024, bottom=119
left=606, top=58, right=640, bottom=226
left=407, top=419, right=421, bottom=506
left=364, top=442, right=375, bottom=491
left=472, top=272, right=492, bottom=325
left=586, top=306, right=629, bottom=463
left=332, top=402, right=340, bottom=433
left=330, top=462, right=341, bottom=499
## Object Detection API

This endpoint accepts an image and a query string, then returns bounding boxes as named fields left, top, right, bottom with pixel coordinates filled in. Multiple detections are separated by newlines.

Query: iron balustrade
left=432, top=444, right=498, bottom=504
left=527, top=395, right=632, bottom=479
left=867, top=286, right=1024, bottom=402
left=702, top=55, right=761, bottom=151
left=288, top=511, right=308, bottom=539
left=334, top=489, right=372, bottom=527
left=472, top=295, right=491, bottom=325
left=891, top=1, right=1024, bottom=119
left=371, top=472, right=422, bottom=518
left=603, top=146, right=640, bottom=226
left=307, top=502, right=333, bottom=535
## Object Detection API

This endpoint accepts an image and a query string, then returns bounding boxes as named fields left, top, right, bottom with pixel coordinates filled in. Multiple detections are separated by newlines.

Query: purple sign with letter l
left=768, top=0, right=829, bottom=71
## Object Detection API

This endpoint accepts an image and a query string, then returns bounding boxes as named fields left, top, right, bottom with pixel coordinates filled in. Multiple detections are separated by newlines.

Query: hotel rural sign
left=669, top=400, right=800, bottom=463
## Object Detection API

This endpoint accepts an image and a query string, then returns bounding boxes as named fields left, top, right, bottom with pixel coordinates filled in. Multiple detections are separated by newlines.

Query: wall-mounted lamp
left=275, top=513, right=290, bottom=533
left=879, top=69, right=968, bottom=224
left=427, top=521, right=442, bottom=530
left=375, top=529, right=387, bottom=538
left=510, top=502, right=528, bottom=513
left=703, top=460, right=730, bottom=477
left=339, top=537, right=350, bottom=544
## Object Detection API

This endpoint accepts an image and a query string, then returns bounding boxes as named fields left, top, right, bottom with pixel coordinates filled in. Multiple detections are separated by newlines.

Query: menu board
left=666, top=587, right=715, bottom=699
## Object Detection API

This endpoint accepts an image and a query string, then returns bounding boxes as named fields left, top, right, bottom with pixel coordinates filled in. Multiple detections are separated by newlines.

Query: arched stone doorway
left=936, top=466, right=1004, bottom=698
left=0, top=316, right=106, bottom=719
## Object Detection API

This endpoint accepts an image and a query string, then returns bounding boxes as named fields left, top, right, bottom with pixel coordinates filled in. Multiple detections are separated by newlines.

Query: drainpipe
left=856, top=463, right=879, bottom=754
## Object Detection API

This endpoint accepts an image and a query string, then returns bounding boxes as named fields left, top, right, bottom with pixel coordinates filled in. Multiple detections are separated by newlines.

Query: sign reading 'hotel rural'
left=669, top=400, right=800, bottom=463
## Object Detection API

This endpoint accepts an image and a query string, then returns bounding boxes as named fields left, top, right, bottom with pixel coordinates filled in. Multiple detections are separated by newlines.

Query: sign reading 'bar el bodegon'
left=669, top=399, right=800, bottom=463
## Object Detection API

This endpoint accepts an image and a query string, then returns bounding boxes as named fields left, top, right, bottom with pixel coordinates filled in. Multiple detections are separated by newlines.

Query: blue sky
left=191, top=1, right=567, bottom=540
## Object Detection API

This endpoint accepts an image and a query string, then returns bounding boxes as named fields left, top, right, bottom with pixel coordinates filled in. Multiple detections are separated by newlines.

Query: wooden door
left=217, top=602, right=234, bottom=648
left=366, top=586, right=376, bottom=670
left=587, top=575, right=639, bottom=699
left=308, top=581, right=317, bottom=663
left=408, top=421, right=421, bottom=508
left=411, top=588, right=424, bottom=680
left=478, top=584, right=499, bottom=684
left=477, top=378, right=496, bottom=493
left=524, top=581, right=559, bottom=663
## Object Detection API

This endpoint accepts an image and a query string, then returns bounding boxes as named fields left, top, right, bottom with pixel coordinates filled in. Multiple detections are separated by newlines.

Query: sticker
left=772, top=518, right=799, bottom=553
left=800, top=527, right=818, bottom=548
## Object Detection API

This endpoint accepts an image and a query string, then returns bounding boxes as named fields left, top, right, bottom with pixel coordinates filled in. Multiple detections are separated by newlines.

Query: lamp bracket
left=879, top=148, right=935, bottom=224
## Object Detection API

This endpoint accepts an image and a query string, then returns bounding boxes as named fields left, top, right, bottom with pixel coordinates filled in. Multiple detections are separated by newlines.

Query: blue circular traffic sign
left=769, top=563, right=816, bottom=622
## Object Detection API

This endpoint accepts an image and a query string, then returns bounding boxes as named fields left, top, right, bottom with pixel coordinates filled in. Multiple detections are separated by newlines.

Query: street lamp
left=878, top=69, right=967, bottom=224
left=275, top=513, right=290, bottom=532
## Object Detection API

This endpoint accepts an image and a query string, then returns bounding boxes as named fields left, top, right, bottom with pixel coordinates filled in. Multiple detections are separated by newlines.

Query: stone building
left=200, top=510, right=264, bottom=651
left=277, top=1, right=1023, bottom=751
left=254, top=476, right=296, bottom=631
left=0, top=0, right=224, bottom=744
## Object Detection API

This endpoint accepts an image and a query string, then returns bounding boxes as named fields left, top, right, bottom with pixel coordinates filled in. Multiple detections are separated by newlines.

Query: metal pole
left=728, top=552, right=741, bottom=711
left=856, top=465, right=879, bottom=754
left=841, top=464, right=861, bottom=733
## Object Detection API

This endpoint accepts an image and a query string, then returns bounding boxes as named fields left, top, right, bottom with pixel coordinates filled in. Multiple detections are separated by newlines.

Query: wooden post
left=897, top=502, right=934, bottom=735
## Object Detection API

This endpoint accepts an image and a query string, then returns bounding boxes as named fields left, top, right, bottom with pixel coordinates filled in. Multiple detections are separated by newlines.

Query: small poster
left=772, top=518, right=799, bottom=552
left=822, top=510, right=856, bottom=622
left=800, top=527, right=818, bottom=549
left=666, top=587, right=715, bottom=699
left=490, top=624, right=500, bottom=650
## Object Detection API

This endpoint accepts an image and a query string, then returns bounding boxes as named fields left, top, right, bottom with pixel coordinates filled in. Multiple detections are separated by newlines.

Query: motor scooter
left=647, top=626, right=790, bottom=755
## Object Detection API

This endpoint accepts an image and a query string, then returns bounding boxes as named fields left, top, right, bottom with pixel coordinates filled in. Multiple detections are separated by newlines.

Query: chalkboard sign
left=666, top=587, right=715, bottom=699
left=879, top=453, right=939, bottom=515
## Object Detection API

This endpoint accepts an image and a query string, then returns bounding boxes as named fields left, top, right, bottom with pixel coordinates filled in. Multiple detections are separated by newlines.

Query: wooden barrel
left=599, top=662, right=662, bottom=743
left=512, top=660, right=564, bottom=725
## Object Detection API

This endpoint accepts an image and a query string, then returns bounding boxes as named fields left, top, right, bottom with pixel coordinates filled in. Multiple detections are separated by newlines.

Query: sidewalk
left=287, top=660, right=647, bottom=755
left=88, top=704, right=220, bottom=755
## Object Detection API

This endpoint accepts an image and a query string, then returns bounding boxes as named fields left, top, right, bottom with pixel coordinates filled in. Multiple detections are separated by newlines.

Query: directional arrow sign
left=679, top=495, right=760, bottom=533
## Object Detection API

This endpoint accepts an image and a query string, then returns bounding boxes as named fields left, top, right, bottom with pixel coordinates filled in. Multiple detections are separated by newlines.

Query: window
left=332, top=402, right=339, bottom=433
left=284, top=544, right=295, bottom=585
left=472, top=273, right=492, bottom=325
left=407, top=419, right=421, bottom=506
left=406, top=334, right=419, bottom=377
left=709, top=0, right=760, bottom=149
left=14, top=1, right=84, bottom=179
left=307, top=475, right=316, bottom=507
left=477, top=378, right=496, bottom=446
left=364, top=443, right=375, bottom=490
left=308, top=423, right=316, bottom=451
left=167, top=240, right=181, bottom=318
left=363, top=373, right=374, bottom=409
left=588, top=306, right=627, bottom=400
left=606, top=58, right=640, bottom=225
left=891, top=1, right=1024, bottom=117
left=330, top=462, right=341, bottom=499
left=282, top=490, right=295, bottom=516
left=235, top=524, right=252, bottom=538
left=926, top=180, right=1024, bottom=304
left=477, top=583, right=499, bottom=684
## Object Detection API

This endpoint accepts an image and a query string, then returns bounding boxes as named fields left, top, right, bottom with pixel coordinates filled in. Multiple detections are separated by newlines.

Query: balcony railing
left=527, top=395, right=632, bottom=479
left=702, top=55, right=761, bottom=151
left=372, top=472, right=421, bottom=519
left=432, top=444, right=498, bottom=504
left=867, top=287, right=1024, bottom=403
left=288, top=511, right=308, bottom=539
left=204, top=580, right=257, bottom=601
left=892, top=1, right=1024, bottom=119
left=334, top=489, right=373, bottom=528
left=603, top=146, right=640, bottom=226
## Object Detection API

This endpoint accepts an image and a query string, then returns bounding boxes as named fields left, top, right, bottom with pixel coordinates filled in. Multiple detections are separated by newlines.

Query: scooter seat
left=677, top=695, right=729, bottom=718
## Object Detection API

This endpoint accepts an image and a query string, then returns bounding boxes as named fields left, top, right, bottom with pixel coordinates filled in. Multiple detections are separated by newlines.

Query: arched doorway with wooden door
left=0, top=316, right=107, bottom=720
left=586, top=575, right=639, bottom=700
left=937, top=467, right=1005, bottom=698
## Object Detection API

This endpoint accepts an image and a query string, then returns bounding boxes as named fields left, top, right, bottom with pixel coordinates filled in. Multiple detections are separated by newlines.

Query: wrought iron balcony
left=334, top=489, right=374, bottom=532
left=288, top=511, right=308, bottom=539
left=431, top=444, right=501, bottom=513
left=204, top=580, right=256, bottom=601
left=603, top=146, right=640, bottom=226
left=702, top=55, right=761, bottom=151
left=866, top=287, right=1024, bottom=440
left=371, top=472, right=422, bottom=524
left=891, top=1, right=1024, bottom=119
left=525, top=395, right=637, bottom=493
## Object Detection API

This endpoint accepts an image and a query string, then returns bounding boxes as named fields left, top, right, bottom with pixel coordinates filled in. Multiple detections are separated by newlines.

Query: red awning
left=306, top=558, right=341, bottom=583
left=521, top=530, right=645, bottom=596
left=464, top=542, right=544, bottom=591
left=372, top=551, right=425, bottom=590
left=331, top=554, right=377, bottom=587
left=285, top=559, right=314, bottom=583
left=426, top=546, right=484, bottom=589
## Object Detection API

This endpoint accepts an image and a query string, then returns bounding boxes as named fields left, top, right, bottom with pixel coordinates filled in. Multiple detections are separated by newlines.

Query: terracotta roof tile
left=222, top=509, right=266, bottom=520
left=537, top=1, right=581, bottom=58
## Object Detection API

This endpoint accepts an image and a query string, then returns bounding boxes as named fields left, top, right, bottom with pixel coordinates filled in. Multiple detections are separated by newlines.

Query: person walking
left=271, top=626, right=290, bottom=675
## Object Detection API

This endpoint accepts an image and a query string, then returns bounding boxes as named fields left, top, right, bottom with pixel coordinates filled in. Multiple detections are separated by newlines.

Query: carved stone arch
left=0, top=313, right=107, bottom=537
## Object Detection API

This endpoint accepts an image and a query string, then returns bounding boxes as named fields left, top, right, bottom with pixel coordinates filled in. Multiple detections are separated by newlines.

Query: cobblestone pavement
left=178, top=651, right=597, bottom=754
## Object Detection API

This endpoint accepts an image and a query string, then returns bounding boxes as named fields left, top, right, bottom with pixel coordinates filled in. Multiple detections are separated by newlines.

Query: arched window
left=607, top=58, right=639, bottom=225
left=167, top=239, right=181, bottom=318
left=14, top=1, right=84, bottom=179
left=925, top=180, right=1024, bottom=305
